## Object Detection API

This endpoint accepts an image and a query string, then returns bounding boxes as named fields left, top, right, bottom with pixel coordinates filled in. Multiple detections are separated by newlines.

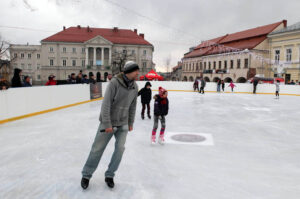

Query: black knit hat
left=124, top=61, right=140, bottom=74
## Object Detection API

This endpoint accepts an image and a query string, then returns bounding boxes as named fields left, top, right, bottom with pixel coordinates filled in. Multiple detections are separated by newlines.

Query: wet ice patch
left=165, top=132, right=214, bottom=146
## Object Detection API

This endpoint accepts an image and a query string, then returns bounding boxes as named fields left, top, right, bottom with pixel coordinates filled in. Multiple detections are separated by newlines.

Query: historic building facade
left=10, top=26, right=154, bottom=84
left=268, top=21, right=300, bottom=83
left=181, top=20, right=287, bottom=82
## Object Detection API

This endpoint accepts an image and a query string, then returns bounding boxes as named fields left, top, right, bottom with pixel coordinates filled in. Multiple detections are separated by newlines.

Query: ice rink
left=0, top=91, right=299, bottom=199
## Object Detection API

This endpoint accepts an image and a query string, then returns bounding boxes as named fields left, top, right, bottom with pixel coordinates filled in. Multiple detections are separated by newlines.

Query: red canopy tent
left=140, top=69, right=163, bottom=81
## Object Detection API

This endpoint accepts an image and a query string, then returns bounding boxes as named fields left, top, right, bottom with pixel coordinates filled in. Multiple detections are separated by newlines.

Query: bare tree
left=111, top=50, right=135, bottom=75
left=0, top=35, right=10, bottom=61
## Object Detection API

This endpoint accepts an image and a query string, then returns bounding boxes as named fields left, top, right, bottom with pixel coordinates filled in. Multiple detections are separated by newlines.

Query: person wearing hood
left=81, top=61, right=139, bottom=190
left=45, top=75, right=57, bottom=86
left=151, top=86, right=169, bottom=145
left=138, top=81, right=152, bottom=119
left=11, top=68, right=23, bottom=88
left=23, top=76, right=32, bottom=87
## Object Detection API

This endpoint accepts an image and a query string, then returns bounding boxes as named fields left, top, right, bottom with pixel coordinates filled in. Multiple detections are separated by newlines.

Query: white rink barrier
left=102, top=81, right=300, bottom=96
left=0, top=84, right=90, bottom=122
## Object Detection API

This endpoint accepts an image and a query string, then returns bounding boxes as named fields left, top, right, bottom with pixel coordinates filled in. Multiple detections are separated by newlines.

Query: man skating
left=81, top=61, right=139, bottom=189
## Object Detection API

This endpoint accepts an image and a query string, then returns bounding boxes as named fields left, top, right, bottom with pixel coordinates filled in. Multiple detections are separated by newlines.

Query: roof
left=269, top=21, right=300, bottom=35
left=185, top=20, right=286, bottom=58
left=42, top=27, right=153, bottom=46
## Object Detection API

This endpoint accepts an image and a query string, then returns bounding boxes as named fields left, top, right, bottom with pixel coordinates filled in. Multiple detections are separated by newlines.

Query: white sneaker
left=158, top=135, right=165, bottom=145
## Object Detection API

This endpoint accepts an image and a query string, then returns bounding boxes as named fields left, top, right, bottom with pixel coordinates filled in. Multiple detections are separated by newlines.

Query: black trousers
left=142, top=103, right=150, bottom=116
left=253, top=85, right=257, bottom=94
left=199, top=87, right=204, bottom=94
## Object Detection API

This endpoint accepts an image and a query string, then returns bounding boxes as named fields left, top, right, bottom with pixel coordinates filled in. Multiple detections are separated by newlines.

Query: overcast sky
left=1, top=0, right=300, bottom=71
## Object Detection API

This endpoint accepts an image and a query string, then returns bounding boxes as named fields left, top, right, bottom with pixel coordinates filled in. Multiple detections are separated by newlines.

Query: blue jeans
left=82, top=124, right=128, bottom=179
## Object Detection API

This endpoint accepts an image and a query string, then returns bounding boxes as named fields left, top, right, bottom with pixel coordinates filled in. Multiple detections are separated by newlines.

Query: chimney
left=87, top=26, right=90, bottom=32
left=283, top=19, right=287, bottom=28
left=134, top=29, right=137, bottom=34
left=63, top=26, right=66, bottom=31
left=113, top=27, right=118, bottom=32
left=139, top=33, right=144, bottom=39
left=77, top=25, right=81, bottom=29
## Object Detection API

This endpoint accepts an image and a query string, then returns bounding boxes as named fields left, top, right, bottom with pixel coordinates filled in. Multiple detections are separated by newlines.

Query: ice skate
left=158, top=134, right=165, bottom=145
left=151, top=135, right=156, bottom=144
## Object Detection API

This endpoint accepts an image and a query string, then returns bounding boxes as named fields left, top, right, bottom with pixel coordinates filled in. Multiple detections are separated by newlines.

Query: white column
left=101, top=47, right=104, bottom=66
left=109, top=47, right=112, bottom=66
left=85, top=47, right=88, bottom=67
left=93, top=47, right=96, bottom=66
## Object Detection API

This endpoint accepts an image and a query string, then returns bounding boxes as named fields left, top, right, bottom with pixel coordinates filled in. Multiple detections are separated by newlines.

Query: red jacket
left=45, top=80, right=57, bottom=86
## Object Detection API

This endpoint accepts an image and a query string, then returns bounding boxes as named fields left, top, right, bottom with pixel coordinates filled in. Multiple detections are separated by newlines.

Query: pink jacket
left=229, top=82, right=235, bottom=88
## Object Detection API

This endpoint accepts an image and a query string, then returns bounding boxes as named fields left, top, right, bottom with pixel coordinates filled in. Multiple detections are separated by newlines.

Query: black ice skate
left=81, top=177, right=89, bottom=189
left=148, top=114, right=151, bottom=119
left=105, top=177, right=115, bottom=188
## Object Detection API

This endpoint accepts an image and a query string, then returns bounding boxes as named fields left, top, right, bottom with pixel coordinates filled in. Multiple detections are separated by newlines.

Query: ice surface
left=0, top=92, right=300, bottom=199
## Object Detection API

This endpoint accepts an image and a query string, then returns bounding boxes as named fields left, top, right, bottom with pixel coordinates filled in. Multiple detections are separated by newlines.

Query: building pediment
left=85, top=35, right=112, bottom=45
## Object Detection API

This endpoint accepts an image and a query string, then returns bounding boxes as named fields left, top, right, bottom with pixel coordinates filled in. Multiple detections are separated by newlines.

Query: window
left=90, top=60, right=93, bottom=66
left=123, top=50, right=127, bottom=54
left=72, top=60, right=76, bottom=66
left=224, top=60, right=227, bottom=69
left=286, top=48, right=292, bottom=62
left=82, top=48, right=85, bottom=53
left=28, top=54, right=31, bottom=59
left=132, top=50, right=135, bottom=54
left=213, top=61, right=216, bottom=69
left=196, top=63, right=199, bottom=71
left=230, top=60, right=234, bottom=69
left=208, top=62, right=211, bottom=70
left=63, top=47, right=66, bottom=53
left=63, top=60, right=67, bottom=66
left=82, top=60, right=85, bottom=67
left=28, top=64, right=32, bottom=69
left=50, top=47, right=53, bottom=52
left=14, top=53, right=17, bottom=58
left=37, top=54, right=40, bottom=59
left=37, top=64, right=40, bottom=69
left=200, top=62, right=203, bottom=70
left=50, top=59, right=54, bottom=66
left=219, top=61, right=222, bottom=69
left=244, top=58, right=249, bottom=68
left=21, top=63, right=25, bottom=69
left=21, top=53, right=24, bottom=59
left=204, top=62, right=206, bottom=70
left=37, top=75, right=41, bottom=80
left=143, top=50, right=146, bottom=55
left=275, top=50, right=280, bottom=65
left=72, top=48, right=76, bottom=53
left=237, top=59, right=241, bottom=68
left=143, top=62, right=147, bottom=68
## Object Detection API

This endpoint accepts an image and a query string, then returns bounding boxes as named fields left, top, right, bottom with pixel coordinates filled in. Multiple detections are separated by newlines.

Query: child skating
left=152, top=87, right=169, bottom=145
left=228, top=81, right=236, bottom=92
left=138, top=81, right=152, bottom=119
left=275, top=80, right=280, bottom=99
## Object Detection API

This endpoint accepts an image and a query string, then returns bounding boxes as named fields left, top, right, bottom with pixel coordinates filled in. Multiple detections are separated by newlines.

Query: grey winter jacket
left=99, top=74, right=138, bottom=130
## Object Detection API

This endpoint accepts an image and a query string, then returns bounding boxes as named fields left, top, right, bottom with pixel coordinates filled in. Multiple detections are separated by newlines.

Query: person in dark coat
left=199, top=77, right=206, bottom=94
left=82, top=74, right=89, bottom=84
left=76, top=73, right=83, bottom=84
left=217, top=79, right=221, bottom=92
left=151, top=87, right=169, bottom=145
left=68, top=73, right=77, bottom=84
left=11, top=68, right=23, bottom=88
left=193, top=79, right=199, bottom=92
left=138, top=81, right=152, bottom=119
left=253, top=78, right=259, bottom=94
left=89, top=72, right=96, bottom=84
left=221, top=80, right=225, bottom=92
left=23, top=76, right=32, bottom=87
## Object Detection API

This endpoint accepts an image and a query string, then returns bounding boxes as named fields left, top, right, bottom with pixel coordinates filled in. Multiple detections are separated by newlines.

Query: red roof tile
left=185, top=20, right=286, bottom=58
left=42, top=27, right=153, bottom=46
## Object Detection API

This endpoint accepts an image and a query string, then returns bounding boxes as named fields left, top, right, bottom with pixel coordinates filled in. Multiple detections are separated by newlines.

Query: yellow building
left=268, top=22, right=300, bottom=83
